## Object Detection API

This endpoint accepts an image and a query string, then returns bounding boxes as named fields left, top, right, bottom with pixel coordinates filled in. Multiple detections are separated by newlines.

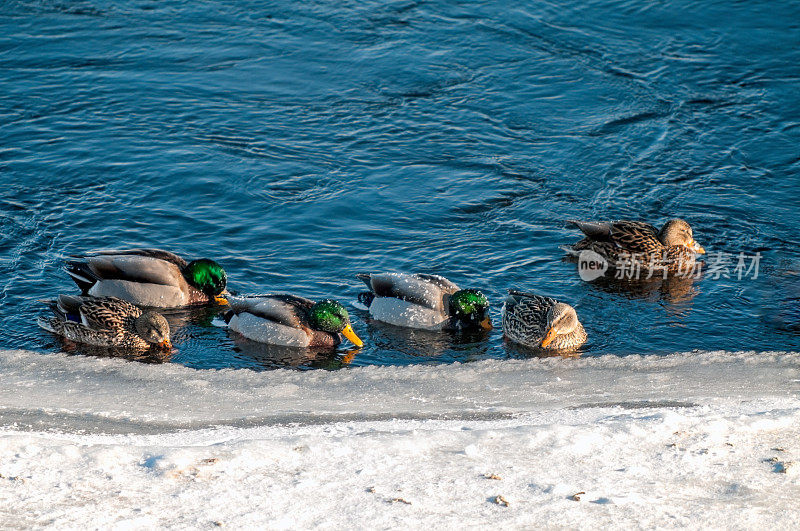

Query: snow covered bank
left=1, top=350, right=799, bottom=528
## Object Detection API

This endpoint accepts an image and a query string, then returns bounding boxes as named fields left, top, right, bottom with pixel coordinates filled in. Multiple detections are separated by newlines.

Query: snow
left=1, top=349, right=800, bottom=528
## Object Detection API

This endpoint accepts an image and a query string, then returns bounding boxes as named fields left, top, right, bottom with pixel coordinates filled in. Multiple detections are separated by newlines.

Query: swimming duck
left=355, top=272, right=492, bottom=330
left=501, top=290, right=586, bottom=350
left=564, top=219, right=705, bottom=273
left=223, top=295, right=363, bottom=348
left=38, top=295, right=171, bottom=350
left=66, top=249, right=228, bottom=308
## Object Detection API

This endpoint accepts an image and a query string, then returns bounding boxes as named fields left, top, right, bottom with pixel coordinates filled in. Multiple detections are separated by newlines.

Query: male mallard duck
left=355, top=272, right=492, bottom=330
left=38, top=295, right=171, bottom=350
left=564, top=219, right=705, bottom=273
left=223, top=295, right=363, bottom=348
left=66, top=249, right=228, bottom=308
left=501, top=290, right=586, bottom=350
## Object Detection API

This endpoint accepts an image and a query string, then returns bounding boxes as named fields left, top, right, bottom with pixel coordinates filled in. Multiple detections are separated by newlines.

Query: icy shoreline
left=1, top=350, right=799, bottom=528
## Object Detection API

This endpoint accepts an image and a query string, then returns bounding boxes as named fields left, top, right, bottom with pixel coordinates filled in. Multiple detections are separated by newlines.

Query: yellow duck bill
left=341, top=324, right=364, bottom=348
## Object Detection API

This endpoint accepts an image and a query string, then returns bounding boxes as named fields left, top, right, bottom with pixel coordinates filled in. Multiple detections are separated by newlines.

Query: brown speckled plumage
left=39, top=295, right=171, bottom=350
left=502, top=290, right=586, bottom=351
left=566, top=219, right=704, bottom=274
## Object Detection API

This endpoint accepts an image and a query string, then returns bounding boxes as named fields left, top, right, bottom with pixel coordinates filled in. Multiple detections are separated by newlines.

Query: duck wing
left=567, top=220, right=613, bottom=240
left=502, top=290, right=557, bottom=341
left=569, top=220, right=661, bottom=254
left=66, top=252, right=185, bottom=292
left=229, top=295, right=313, bottom=328
left=355, top=273, right=458, bottom=311
left=606, top=221, right=661, bottom=253
left=505, top=290, right=558, bottom=315
left=90, top=249, right=188, bottom=268
left=71, top=296, right=141, bottom=332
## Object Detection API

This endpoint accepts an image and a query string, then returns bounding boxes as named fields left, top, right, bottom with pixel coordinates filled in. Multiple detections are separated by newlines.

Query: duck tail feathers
left=356, top=291, right=374, bottom=309
left=65, top=261, right=98, bottom=294
left=507, top=288, right=540, bottom=298
left=56, top=294, right=86, bottom=315
left=221, top=309, right=235, bottom=325
left=355, top=273, right=372, bottom=287
left=566, top=220, right=612, bottom=239
left=37, top=298, right=65, bottom=319
left=559, top=244, right=580, bottom=257
left=36, top=316, right=57, bottom=333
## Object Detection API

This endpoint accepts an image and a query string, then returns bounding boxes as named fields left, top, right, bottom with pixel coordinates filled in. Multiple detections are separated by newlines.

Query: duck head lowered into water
left=224, top=294, right=363, bottom=348
left=356, top=272, right=492, bottom=331
left=39, top=294, right=171, bottom=351
left=502, top=290, right=586, bottom=351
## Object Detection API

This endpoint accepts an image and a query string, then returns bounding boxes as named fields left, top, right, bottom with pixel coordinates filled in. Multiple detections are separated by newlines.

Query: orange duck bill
left=540, top=327, right=558, bottom=348
left=157, top=339, right=172, bottom=350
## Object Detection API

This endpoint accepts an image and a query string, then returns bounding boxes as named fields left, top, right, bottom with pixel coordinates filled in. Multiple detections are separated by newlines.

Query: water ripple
left=1, top=0, right=799, bottom=368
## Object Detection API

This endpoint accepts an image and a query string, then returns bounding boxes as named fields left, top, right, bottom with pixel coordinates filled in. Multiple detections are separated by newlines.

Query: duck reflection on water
left=227, top=331, right=360, bottom=370
left=582, top=272, right=701, bottom=305
left=358, top=318, right=492, bottom=363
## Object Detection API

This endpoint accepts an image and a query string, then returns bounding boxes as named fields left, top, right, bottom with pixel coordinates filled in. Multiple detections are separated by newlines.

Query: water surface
left=2, top=0, right=799, bottom=369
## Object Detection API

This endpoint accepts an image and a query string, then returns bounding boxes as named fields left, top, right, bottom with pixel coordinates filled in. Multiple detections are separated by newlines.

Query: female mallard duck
left=223, top=295, right=363, bottom=348
left=66, top=249, right=228, bottom=308
left=501, top=290, right=586, bottom=351
left=355, top=272, right=492, bottom=330
left=38, top=295, right=171, bottom=350
left=565, top=219, right=705, bottom=274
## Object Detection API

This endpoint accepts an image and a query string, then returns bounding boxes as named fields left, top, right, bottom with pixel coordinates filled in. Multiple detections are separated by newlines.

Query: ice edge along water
left=1, top=349, right=799, bottom=528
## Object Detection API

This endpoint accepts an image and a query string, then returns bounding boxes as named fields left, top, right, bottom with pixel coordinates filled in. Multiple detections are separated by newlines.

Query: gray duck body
left=356, top=272, right=490, bottom=330
left=66, top=249, right=222, bottom=308
left=224, top=295, right=341, bottom=348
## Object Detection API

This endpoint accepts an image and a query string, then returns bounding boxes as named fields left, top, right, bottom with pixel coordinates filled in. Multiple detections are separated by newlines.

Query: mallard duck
left=66, top=249, right=228, bottom=308
left=501, top=290, right=586, bottom=350
left=223, top=295, right=363, bottom=348
left=38, top=295, right=171, bottom=350
left=355, top=272, right=492, bottom=330
left=564, top=219, right=705, bottom=273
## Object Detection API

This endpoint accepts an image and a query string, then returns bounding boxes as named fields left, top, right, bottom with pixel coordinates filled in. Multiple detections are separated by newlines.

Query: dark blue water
left=2, top=0, right=799, bottom=369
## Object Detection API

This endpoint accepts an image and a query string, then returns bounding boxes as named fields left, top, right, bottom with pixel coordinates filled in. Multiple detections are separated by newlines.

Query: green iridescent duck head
left=448, top=289, right=492, bottom=330
left=183, top=259, right=228, bottom=303
left=308, top=299, right=363, bottom=347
